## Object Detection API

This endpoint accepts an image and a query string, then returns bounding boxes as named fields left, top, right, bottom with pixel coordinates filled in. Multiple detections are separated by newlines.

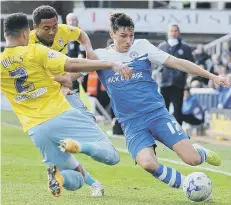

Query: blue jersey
left=182, top=95, right=204, bottom=120
left=95, top=39, right=170, bottom=122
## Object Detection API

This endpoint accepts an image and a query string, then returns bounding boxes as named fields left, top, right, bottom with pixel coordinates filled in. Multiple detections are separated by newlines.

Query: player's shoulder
left=95, top=46, right=111, bottom=55
left=133, top=39, right=151, bottom=46
left=27, top=44, right=49, bottom=56
left=58, top=24, right=80, bottom=33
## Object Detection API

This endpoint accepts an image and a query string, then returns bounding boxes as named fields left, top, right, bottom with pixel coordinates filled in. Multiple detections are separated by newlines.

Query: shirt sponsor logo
left=129, top=51, right=139, bottom=59
left=58, top=38, right=64, bottom=47
left=14, top=88, right=47, bottom=102
left=48, top=51, right=57, bottom=58
left=108, top=72, right=143, bottom=84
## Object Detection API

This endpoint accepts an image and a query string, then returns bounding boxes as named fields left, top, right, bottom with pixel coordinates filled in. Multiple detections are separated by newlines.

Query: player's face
left=168, top=26, right=180, bottom=39
left=35, top=17, right=58, bottom=46
left=111, top=27, right=134, bottom=53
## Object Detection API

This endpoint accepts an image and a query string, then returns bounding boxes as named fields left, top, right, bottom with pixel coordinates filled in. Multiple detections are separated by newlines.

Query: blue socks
left=152, top=164, right=185, bottom=188
left=194, top=147, right=207, bottom=164
left=83, top=168, right=97, bottom=186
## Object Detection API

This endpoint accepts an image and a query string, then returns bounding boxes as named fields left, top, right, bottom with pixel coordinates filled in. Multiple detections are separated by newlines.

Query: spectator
left=66, top=13, right=87, bottom=91
left=194, top=44, right=215, bottom=85
left=158, top=24, right=194, bottom=125
left=182, top=87, right=204, bottom=125
left=66, top=13, right=80, bottom=58
left=217, top=74, right=231, bottom=109
left=194, top=44, right=210, bottom=66
left=87, top=72, right=110, bottom=110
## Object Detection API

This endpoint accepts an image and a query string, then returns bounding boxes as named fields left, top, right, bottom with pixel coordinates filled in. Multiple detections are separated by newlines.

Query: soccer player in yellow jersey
left=29, top=5, right=106, bottom=196
left=1, top=13, right=132, bottom=197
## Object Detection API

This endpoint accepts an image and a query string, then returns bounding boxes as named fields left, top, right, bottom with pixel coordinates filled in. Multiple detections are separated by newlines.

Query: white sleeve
left=142, top=39, right=170, bottom=65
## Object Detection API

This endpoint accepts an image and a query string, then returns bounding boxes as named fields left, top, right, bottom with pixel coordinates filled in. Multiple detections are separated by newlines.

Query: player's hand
left=111, top=62, right=132, bottom=80
left=86, top=49, right=99, bottom=60
left=213, top=75, right=230, bottom=87
left=61, top=86, right=73, bottom=96
left=55, top=74, right=73, bottom=89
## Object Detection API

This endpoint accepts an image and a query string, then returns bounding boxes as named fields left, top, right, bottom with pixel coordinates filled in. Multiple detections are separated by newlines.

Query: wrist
left=209, top=73, right=217, bottom=81
left=102, top=60, right=113, bottom=69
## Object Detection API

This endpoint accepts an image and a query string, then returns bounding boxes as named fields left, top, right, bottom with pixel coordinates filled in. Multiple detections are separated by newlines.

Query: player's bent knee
left=62, top=170, right=84, bottom=191
left=181, top=154, right=201, bottom=166
left=106, top=151, right=120, bottom=165
left=138, top=158, right=159, bottom=173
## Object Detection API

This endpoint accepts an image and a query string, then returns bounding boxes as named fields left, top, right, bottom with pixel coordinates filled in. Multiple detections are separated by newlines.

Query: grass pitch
left=1, top=111, right=231, bottom=205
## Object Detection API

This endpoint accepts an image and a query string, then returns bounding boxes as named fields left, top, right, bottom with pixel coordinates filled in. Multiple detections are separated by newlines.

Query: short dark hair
left=110, top=13, right=134, bottom=33
left=169, top=24, right=180, bottom=32
left=184, top=86, right=191, bottom=92
left=4, top=13, right=29, bottom=37
left=32, top=5, right=58, bottom=26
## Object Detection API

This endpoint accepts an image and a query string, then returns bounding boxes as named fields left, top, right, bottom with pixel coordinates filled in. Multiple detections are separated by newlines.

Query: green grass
left=1, top=111, right=231, bottom=205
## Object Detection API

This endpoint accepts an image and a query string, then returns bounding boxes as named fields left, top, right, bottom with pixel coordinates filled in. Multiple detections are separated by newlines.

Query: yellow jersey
left=0, top=44, right=71, bottom=131
left=29, top=24, right=81, bottom=54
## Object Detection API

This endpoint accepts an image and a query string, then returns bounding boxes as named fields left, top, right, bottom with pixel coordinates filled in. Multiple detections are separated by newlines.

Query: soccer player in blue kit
left=61, top=13, right=229, bottom=194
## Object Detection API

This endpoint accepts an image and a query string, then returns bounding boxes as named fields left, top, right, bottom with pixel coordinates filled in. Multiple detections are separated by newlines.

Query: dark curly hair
left=32, top=5, right=58, bottom=26
left=4, top=13, right=29, bottom=37
left=109, top=13, right=134, bottom=33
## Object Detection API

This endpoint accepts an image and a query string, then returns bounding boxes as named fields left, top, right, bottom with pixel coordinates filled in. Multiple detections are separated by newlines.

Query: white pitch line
left=2, top=122, right=231, bottom=177
left=116, top=148, right=231, bottom=177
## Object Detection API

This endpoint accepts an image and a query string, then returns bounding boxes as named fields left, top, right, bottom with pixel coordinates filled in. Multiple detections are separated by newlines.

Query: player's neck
left=36, top=34, right=53, bottom=47
left=6, top=39, right=26, bottom=47
left=112, top=45, right=127, bottom=53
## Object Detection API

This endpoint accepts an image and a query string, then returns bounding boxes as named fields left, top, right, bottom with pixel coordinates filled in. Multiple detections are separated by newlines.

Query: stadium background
left=1, top=1, right=231, bottom=205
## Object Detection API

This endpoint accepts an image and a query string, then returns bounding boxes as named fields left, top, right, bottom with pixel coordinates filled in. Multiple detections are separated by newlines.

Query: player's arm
left=64, top=57, right=131, bottom=78
left=38, top=45, right=132, bottom=80
left=54, top=72, right=83, bottom=89
left=66, top=25, right=98, bottom=60
left=54, top=74, right=73, bottom=89
left=164, top=56, right=229, bottom=87
left=142, top=39, right=229, bottom=88
left=77, top=29, right=97, bottom=59
left=78, top=30, right=99, bottom=60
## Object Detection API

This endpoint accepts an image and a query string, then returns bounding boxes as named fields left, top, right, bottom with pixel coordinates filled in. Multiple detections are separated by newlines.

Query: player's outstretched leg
left=47, top=165, right=84, bottom=197
left=172, top=139, right=221, bottom=166
left=136, top=147, right=185, bottom=189
left=82, top=167, right=104, bottom=197
left=59, top=139, right=120, bottom=165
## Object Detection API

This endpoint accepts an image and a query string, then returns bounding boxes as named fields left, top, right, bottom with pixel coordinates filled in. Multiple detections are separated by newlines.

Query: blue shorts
left=121, top=107, right=189, bottom=160
left=65, top=93, right=95, bottom=122
left=28, top=108, right=111, bottom=168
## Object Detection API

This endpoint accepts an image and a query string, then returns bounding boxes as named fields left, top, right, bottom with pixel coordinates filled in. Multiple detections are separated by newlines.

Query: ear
left=109, top=30, right=114, bottom=39
left=23, top=30, right=28, bottom=39
left=33, top=23, right=37, bottom=30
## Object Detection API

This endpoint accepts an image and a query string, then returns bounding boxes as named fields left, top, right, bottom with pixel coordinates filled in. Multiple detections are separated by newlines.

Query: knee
left=137, top=157, right=159, bottom=173
left=106, top=151, right=120, bottom=165
left=181, top=152, right=201, bottom=166
left=62, top=170, right=84, bottom=191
